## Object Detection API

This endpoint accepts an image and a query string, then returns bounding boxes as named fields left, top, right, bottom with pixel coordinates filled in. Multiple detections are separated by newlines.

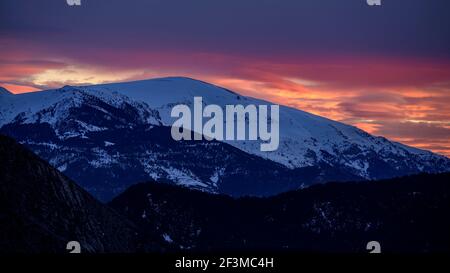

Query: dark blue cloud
left=1, top=0, right=449, bottom=59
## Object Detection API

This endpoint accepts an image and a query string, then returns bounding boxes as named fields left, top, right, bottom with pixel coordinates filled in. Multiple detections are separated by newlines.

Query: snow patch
left=162, top=233, right=174, bottom=243
left=104, top=141, right=115, bottom=147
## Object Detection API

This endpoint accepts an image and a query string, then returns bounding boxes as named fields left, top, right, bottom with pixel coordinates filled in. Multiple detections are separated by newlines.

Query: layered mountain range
left=1, top=77, right=449, bottom=200
left=1, top=135, right=449, bottom=253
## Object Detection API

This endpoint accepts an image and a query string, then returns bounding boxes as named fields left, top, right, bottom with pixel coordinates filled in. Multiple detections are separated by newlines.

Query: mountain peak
left=83, top=76, right=241, bottom=106
left=89, top=76, right=227, bottom=91
left=154, top=76, right=204, bottom=82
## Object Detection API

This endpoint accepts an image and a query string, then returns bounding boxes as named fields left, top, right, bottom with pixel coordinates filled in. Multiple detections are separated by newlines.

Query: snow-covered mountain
left=1, top=77, right=449, bottom=200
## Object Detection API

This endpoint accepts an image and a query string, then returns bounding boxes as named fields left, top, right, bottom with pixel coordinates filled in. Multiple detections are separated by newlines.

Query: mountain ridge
left=1, top=77, right=449, bottom=200
left=1, top=133, right=448, bottom=253
left=110, top=172, right=450, bottom=252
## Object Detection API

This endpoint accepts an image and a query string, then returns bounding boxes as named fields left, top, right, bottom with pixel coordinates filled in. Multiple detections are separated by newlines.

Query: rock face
left=110, top=173, right=450, bottom=253
left=1, top=78, right=449, bottom=201
left=0, top=135, right=149, bottom=253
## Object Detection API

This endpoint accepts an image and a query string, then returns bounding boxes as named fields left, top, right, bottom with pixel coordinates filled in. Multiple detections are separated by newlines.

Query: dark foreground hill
left=110, top=173, right=450, bottom=253
left=1, top=134, right=449, bottom=253
left=0, top=135, right=157, bottom=253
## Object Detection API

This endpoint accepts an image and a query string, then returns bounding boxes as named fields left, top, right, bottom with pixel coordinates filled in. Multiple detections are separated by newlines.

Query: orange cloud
left=0, top=42, right=449, bottom=157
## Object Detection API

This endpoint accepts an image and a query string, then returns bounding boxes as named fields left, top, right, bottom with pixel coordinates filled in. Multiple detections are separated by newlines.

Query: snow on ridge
left=1, top=77, right=449, bottom=176
left=161, top=166, right=208, bottom=188
left=0, top=86, right=161, bottom=128
left=87, top=77, right=439, bottom=154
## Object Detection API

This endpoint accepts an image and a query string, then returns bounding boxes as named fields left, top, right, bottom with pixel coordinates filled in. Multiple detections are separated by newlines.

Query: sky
left=0, top=0, right=449, bottom=156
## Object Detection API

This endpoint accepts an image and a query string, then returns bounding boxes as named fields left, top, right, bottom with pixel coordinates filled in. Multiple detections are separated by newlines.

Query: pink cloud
left=0, top=38, right=449, bottom=157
